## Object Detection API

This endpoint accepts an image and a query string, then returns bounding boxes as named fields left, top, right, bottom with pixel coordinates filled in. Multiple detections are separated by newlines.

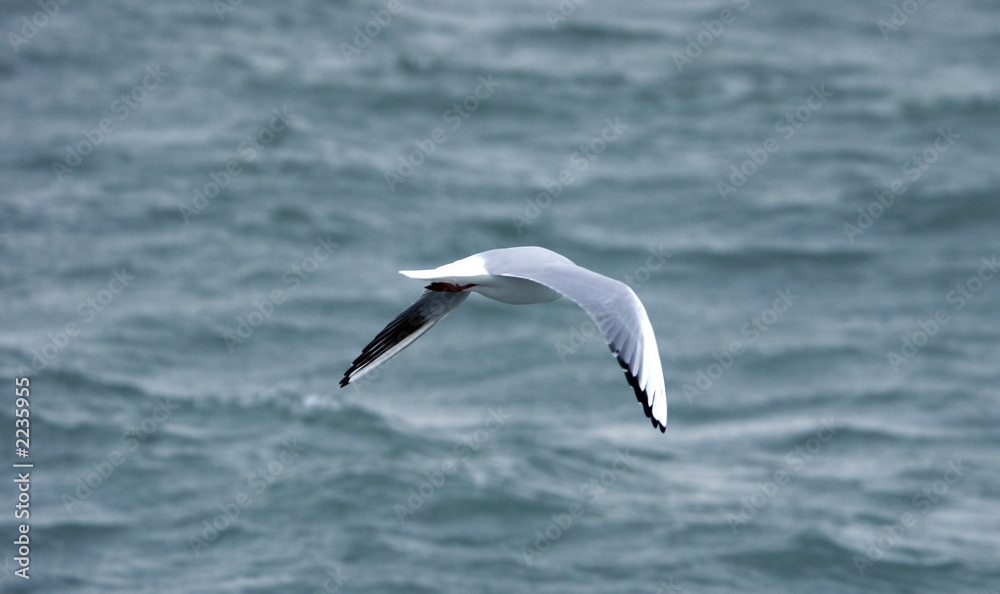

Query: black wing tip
left=339, top=290, right=468, bottom=393
left=617, top=355, right=666, bottom=433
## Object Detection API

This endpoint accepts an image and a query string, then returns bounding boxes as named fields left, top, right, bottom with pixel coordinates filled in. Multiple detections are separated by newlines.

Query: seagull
left=340, top=247, right=667, bottom=432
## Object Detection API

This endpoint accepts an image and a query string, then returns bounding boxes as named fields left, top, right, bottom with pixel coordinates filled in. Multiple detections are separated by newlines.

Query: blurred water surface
left=1, top=0, right=999, bottom=592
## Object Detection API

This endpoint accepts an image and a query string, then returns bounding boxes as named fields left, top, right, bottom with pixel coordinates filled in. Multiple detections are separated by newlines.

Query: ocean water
left=1, top=0, right=999, bottom=592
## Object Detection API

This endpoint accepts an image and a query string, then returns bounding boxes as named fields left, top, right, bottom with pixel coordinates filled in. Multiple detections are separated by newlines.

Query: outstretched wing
left=494, top=262, right=667, bottom=432
left=341, top=289, right=470, bottom=387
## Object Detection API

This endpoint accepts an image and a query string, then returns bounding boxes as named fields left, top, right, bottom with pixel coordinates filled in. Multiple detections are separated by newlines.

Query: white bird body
left=400, top=247, right=569, bottom=304
left=341, top=246, right=668, bottom=432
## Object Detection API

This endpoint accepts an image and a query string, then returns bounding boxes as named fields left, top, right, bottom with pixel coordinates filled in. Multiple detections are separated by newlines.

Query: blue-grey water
left=1, top=0, right=999, bottom=592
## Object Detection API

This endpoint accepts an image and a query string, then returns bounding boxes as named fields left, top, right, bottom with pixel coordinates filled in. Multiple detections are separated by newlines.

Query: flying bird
left=340, top=247, right=667, bottom=432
